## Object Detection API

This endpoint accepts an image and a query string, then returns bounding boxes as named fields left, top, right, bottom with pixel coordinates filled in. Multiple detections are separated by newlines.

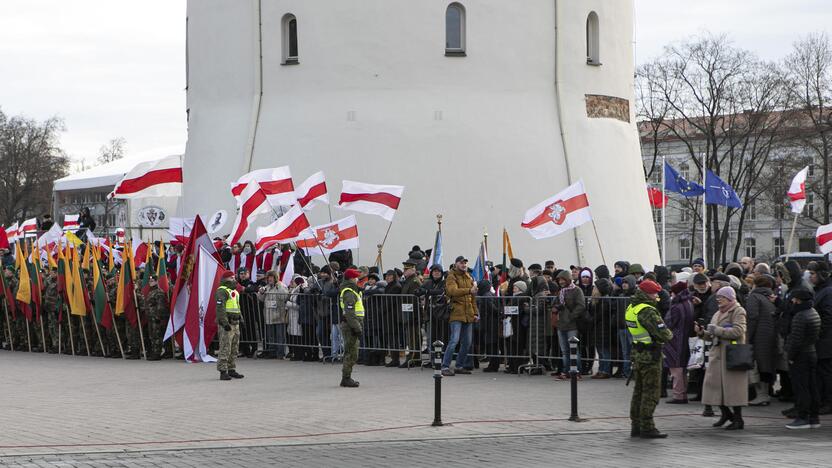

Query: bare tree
left=97, top=137, right=126, bottom=165
left=0, top=109, right=70, bottom=224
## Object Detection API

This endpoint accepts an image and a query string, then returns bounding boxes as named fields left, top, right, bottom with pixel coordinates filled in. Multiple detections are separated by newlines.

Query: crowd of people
left=1, top=226, right=829, bottom=430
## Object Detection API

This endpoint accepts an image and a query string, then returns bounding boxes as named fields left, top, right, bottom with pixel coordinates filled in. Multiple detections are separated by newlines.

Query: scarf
left=559, top=281, right=576, bottom=305
left=717, top=298, right=736, bottom=315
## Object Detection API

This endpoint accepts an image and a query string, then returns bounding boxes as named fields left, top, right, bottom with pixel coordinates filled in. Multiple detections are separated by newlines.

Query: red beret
left=344, top=268, right=361, bottom=280
left=639, top=280, right=662, bottom=295
left=221, top=270, right=235, bottom=279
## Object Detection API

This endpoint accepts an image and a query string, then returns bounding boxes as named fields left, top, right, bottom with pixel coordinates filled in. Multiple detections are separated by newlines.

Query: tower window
left=282, top=14, right=299, bottom=65
left=586, top=11, right=600, bottom=65
left=445, top=3, right=466, bottom=56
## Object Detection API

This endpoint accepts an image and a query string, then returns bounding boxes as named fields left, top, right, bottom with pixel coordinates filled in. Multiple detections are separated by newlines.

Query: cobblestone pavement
left=1, top=352, right=831, bottom=466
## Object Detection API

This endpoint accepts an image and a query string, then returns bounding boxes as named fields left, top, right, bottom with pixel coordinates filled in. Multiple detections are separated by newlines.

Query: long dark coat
left=744, top=287, right=778, bottom=375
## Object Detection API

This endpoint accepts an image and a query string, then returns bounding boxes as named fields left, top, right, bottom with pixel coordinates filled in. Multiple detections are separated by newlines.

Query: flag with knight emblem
left=521, top=180, right=592, bottom=240
left=295, top=215, right=359, bottom=257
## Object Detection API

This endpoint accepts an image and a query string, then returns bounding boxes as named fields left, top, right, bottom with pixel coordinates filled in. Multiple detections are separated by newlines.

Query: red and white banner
left=255, top=205, right=311, bottom=252
left=818, top=223, right=832, bottom=254
left=36, top=224, right=63, bottom=250
left=182, top=245, right=222, bottom=363
left=231, top=166, right=296, bottom=207
left=788, top=166, right=809, bottom=214
left=5, top=222, right=19, bottom=243
left=521, top=180, right=592, bottom=240
left=295, top=215, right=359, bottom=257
left=63, top=214, right=79, bottom=231
left=295, top=171, right=329, bottom=210
left=132, top=238, right=149, bottom=267
left=168, top=217, right=195, bottom=245
left=110, top=154, right=183, bottom=199
left=338, top=180, right=404, bottom=222
left=20, top=218, right=38, bottom=235
left=229, top=181, right=270, bottom=246
left=280, top=251, right=295, bottom=287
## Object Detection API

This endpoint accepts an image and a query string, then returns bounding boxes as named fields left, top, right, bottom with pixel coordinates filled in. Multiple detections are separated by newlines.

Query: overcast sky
left=0, top=0, right=829, bottom=171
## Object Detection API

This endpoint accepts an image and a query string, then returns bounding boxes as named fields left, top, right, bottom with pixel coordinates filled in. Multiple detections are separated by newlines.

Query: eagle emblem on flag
left=547, top=202, right=567, bottom=225
left=316, top=226, right=341, bottom=249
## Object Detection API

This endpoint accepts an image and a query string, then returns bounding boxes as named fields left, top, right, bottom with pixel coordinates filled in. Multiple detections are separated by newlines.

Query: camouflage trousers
left=340, top=320, right=362, bottom=379
left=126, top=323, right=143, bottom=358
left=217, top=323, right=241, bottom=372
left=147, top=316, right=165, bottom=359
left=630, top=354, right=662, bottom=432
left=47, top=311, right=62, bottom=352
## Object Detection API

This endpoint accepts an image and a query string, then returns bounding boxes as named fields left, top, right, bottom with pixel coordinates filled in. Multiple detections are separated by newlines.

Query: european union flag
left=705, top=170, right=743, bottom=208
left=664, top=162, right=705, bottom=197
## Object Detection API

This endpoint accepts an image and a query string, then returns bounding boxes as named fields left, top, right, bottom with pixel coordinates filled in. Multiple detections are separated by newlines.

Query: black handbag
left=725, top=341, right=754, bottom=371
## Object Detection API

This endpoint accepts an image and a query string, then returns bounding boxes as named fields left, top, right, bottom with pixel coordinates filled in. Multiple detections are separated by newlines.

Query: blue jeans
left=558, top=329, right=580, bottom=372
left=618, top=329, right=632, bottom=377
left=265, top=324, right=287, bottom=358
left=442, top=321, right=472, bottom=369
left=597, top=343, right=612, bottom=374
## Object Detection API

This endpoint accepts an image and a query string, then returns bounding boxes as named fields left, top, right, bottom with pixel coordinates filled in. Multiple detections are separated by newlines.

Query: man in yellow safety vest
left=216, top=270, right=245, bottom=381
left=339, top=268, right=365, bottom=388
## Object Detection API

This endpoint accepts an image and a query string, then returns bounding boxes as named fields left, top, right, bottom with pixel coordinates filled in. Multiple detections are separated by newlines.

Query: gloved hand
left=224, top=324, right=232, bottom=332
left=706, top=323, right=717, bottom=334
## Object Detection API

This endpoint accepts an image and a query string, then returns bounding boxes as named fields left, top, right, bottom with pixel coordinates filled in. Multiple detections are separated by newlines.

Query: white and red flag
left=228, top=181, right=270, bottom=246
left=63, top=214, right=79, bottom=231
left=132, top=238, right=149, bottom=267
left=521, top=180, right=592, bottom=240
left=231, top=166, right=296, bottom=207
left=338, top=180, right=404, bottom=222
left=20, top=218, right=38, bottom=235
left=182, top=245, right=223, bottom=363
left=36, top=223, right=63, bottom=251
left=168, top=217, right=195, bottom=246
left=255, top=205, right=311, bottom=252
left=6, top=222, right=19, bottom=243
left=110, top=154, right=183, bottom=199
left=295, top=171, right=329, bottom=210
left=295, top=215, right=359, bottom=257
left=280, top=251, right=295, bottom=287
left=818, top=224, right=832, bottom=254
left=788, top=166, right=809, bottom=214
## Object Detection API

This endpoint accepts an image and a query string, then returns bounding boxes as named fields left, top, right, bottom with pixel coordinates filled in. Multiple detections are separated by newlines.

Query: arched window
left=282, top=14, right=299, bottom=64
left=445, top=3, right=466, bottom=56
left=586, top=11, right=600, bottom=65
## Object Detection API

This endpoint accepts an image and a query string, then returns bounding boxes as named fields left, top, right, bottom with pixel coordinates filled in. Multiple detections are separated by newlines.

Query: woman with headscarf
left=664, top=281, right=695, bottom=403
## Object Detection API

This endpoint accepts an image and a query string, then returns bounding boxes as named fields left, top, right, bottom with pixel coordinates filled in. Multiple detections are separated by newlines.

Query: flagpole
left=66, top=305, right=75, bottom=356
left=90, top=311, right=107, bottom=356
left=589, top=219, right=608, bottom=267
left=786, top=213, right=799, bottom=262
left=24, top=317, right=32, bottom=352
left=112, top=307, right=125, bottom=359
left=3, top=301, right=13, bottom=351
left=377, top=219, right=395, bottom=269
left=79, top=315, right=90, bottom=356
left=39, top=314, right=47, bottom=354
left=701, top=152, right=707, bottom=269
left=661, top=155, right=666, bottom=265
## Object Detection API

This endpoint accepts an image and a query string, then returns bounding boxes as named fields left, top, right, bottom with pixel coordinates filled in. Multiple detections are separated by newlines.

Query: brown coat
left=445, top=268, right=478, bottom=323
left=702, top=303, right=749, bottom=407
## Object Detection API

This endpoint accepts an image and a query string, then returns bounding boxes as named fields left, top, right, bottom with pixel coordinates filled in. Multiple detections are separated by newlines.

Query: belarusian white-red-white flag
left=63, top=214, right=79, bottom=231
left=228, top=181, right=270, bottom=246
left=280, top=251, right=295, bottom=287
left=255, top=204, right=311, bottom=252
left=20, top=218, right=38, bottom=235
left=168, top=217, right=195, bottom=245
left=788, top=166, right=809, bottom=214
left=817, top=224, right=832, bottom=254
left=36, top=224, right=63, bottom=250
left=231, top=166, right=296, bottom=207
left=182, top=245, right=223, bottom=363
left=295, top=215, right=359, bottom=256
left=295, top=171, right=329, bottom=210
left=338, top=180, right=404, bottom=222
left=6, top=222, right=19, bottom=243
left=110, top=154, right=183, bottom=199
left=521, top=180, right=592, bottom=240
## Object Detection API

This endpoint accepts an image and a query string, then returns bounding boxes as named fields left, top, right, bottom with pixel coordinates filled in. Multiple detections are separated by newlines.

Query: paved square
left=1, top=351, right=831, bottom=466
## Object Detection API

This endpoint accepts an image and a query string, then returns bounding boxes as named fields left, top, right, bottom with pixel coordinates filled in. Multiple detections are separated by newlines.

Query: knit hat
left=344, top=268, right=361, bottom=280
left=594, top=264, right=611, bottom=279
left=513, top=281, right=528, bottom=294
left=791, top=287, right=814, bottom=302
left=580, top=270, right=592, bottom=278
left=556, top=270, right=572, bottom=282
left=692, top=258, right=705, bottom=267
left=670, top=281, right=688, bottom=295
left=692, top=272, right=709, bottom=284
left=629, top=263, right=645, bottom=275
left=638, top=280, right=662, bottom=295
left=716, top=286, right=736, bottom=302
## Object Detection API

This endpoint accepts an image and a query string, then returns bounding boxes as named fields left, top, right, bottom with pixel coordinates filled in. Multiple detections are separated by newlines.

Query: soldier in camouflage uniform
left=42, top=268, right=61, bottom=353
left=339, top=269, right=364, bottom=388
left=144, top=275, right=168, bottom=361
left=127, top=291, right=144, bottom=359
left=626, top=279, right=673, bottom=439
left=216, top=271, right=244, bottom=380
left=5, top=266, right=27, bottom=351
left=106, top=272, right=124, bottom=358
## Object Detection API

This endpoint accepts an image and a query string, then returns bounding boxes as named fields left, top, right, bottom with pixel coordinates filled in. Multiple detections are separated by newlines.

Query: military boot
left=630, top=425, right=640, bottom=438
left=228, top=370, right=245, bottom=379
left=340, top=377, right=359, bottom=387
left=640, top=429, right=668, bottom=439
left=219, top=371, right=231, bottom=381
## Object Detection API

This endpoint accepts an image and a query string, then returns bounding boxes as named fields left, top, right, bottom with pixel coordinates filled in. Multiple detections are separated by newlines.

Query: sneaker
left=591, top=373, right=611, bottom=380
left=441, top=368, right=455, bottom=377
left=786, top=418, right=811, bottom=430
left=454, top=367, right=471, bottom=375
left=810, top=418, right=821, bottom=429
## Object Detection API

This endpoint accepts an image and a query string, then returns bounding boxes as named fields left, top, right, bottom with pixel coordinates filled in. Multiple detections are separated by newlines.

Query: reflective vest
left=218, top=285, right=241, bottom=315
left=339, top=287, right=365, bottom=318
left=625, top=303, right=654, bottom=344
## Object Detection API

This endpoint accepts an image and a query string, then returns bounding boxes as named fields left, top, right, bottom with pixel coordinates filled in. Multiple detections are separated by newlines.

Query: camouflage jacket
left=42, top=275, right=60, bottom=313
left=145, top=286, right=169, bottom=321
left=629, top=290, right=673, bottom=364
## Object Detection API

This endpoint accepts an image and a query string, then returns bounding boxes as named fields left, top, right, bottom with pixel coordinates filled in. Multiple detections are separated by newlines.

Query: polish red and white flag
left=817, top=224, right=832, bottom=254
left=228, top=181, right=270, bottom=246
left=255, top=205, right=311, bottom=252
left=182, top=245, right=223, bottom=363
left=110, top=154, right=183, bottom=199
left=280, top=251, right=295, bottom=287
left=338, top=180, right=404, bottom=222
left=788, top=166, right=809, bottom=214
left=231, top=166, right=296, bottom=207
left=295, top=215, right=359, bottom=256
left=295, top=171, right=329, bottom=210
left=63, top=214, right=79, bottom=231
left=521, top=180, right=592, bottom=240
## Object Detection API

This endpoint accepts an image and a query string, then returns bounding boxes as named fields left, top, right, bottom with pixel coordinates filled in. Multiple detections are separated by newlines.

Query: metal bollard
left=432, top=340, right=444, bottom=427
left=568, top=336, right=584, bottom=422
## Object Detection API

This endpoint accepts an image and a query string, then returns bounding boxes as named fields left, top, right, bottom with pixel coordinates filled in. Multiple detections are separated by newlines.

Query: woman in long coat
left=664, top=282, right=695, bottom=403
left=744, top=274, right=778, bottom=406
left=697, top=286, right=749, bottom=430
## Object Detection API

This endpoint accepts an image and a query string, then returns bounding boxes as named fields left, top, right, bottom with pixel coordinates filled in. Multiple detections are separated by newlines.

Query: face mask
left=243, top=247, right=252, bottom=255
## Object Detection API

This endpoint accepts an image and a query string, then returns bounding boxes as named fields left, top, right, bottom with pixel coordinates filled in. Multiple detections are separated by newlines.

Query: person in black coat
left=745, top=274, right=779, bottom=406
left=418, top=266, right=447, bottom=354
left=78, top=207, right=96, bottom=232
left=383, top=269, right=403, bottom=366
left=809, top=262, right=832, bottom=414
left=784, top=288, right=822, bottom=429
left=476, top=279, right=501, bottom=372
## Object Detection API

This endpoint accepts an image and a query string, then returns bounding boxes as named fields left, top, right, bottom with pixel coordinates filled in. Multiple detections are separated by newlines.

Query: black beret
left=528, top=263, right=542, bottom=271
left=510, top=258, right=523, bottom=268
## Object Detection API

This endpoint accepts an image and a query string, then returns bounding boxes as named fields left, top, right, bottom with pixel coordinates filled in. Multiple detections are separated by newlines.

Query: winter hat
left=556, top=270, right=572, bottom=282
left=675, top=271, right=691, bottom=284
left=344, top=268, right=361, bottom=280
left=594, top=264, right=611, bottom=280
left=809, top=261, right=830, bottom=283
left=528, top=263, right=542, bottom=272
left=638, top=280, right=662, bottom=295
left=791, top=287, right=815, bottom=302
left=654, top=266, right=670, bottom=285
left=513, top=281, right=528, bottom=294
left=221, top=270, right=235, bottom=279
left=725, top=262, right=743, bottom=279
left=716, top=286, right=736, bottom=302
left=510, top=258, right=523, bottom=268
left=692, top=258, right=705, bottom=268
left=710, top=273, right=730, bottom=284
left=614, top=261, right=630, bottom=274
left=670, top=281, right=688, bottom=295
left=580, top=270, right=592, bottom=279
left=629, top=263, right=645, bottom=275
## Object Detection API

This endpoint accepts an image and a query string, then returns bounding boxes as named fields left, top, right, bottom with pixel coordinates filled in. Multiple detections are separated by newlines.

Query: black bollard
left=568, top=336, right=584, bottom=422
left=432, top=340, right=444, bottom=427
